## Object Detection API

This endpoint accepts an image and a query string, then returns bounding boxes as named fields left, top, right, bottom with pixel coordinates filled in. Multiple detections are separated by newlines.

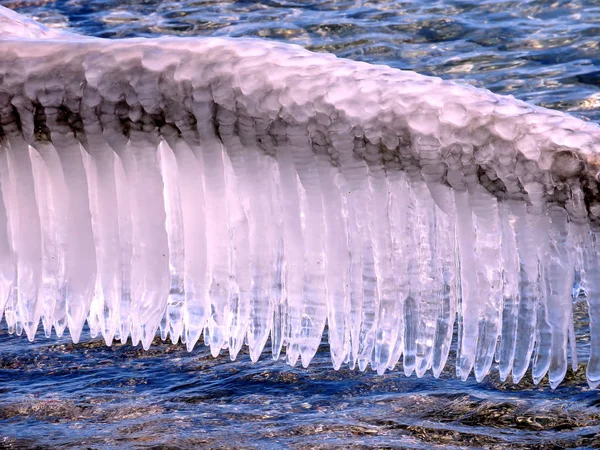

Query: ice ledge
left=1, top=32, right=599, bottom=225
left=1, top=6, right=600, bottom=389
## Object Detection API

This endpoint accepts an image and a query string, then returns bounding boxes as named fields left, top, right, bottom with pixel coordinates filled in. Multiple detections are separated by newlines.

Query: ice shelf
left=1, top=6, right=600, bottom=388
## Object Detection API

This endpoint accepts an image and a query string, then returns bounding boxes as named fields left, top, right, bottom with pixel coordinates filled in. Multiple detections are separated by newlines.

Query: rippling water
left=1, top=0, right=600, bottom=448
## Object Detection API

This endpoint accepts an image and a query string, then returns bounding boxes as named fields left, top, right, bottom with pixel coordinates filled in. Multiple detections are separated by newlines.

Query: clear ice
left=1, top=6, right=600, bottom=388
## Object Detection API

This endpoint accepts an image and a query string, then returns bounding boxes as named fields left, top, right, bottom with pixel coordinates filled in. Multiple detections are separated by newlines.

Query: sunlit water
left=1, top=0, right=600, bottom=448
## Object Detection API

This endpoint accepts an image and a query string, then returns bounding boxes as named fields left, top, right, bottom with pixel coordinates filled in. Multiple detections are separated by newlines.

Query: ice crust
left=1, top=6, right=600, bottom=388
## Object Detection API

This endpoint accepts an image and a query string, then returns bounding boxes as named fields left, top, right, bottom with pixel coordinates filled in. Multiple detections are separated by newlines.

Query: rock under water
left=0, top=5, right=599, bottom=389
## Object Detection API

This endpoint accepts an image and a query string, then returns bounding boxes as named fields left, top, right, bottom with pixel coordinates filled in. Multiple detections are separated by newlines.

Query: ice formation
left=1, top=6, right=600, bottom=389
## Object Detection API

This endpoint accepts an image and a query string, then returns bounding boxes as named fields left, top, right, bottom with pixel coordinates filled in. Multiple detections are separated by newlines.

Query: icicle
left=544, top=206, right=574, bottom=388
left=581, top=228, right=600, bottom=388
left=367, top=145, right=399, bottom=375
left=289, top=125, right=327, bottom=368
left=386, top=170, right=411, bottom=373
left=220, top=150, right=248, bottom=360
left=511, top=186, right=547, bottom=384
left=0, top=146, right=15, bottom=327
left=29, top=139, right=69, bottom=338
left=317, top=150, right=350, bottom=369
left=158, top=138, right=185, bottom=344
left=79, top=114, right=123, bottom=345
left=426, top=181, right=458, bottom=378
left=81, top=144, right=102, bottom=340
left=389, top=165, right=421, bottom=377
left=497, top=200, right=520, bottom=381
left=223, top=146, right=249, bottom=358
left=325, top=125, right=356, bottom=369
left=4, top=135, right=42, bottom=340
left=337, top=137, right=373, bottom=371
left=97, top=113, right=134, bottom=345
left=192, top=95, right=232, bottom=357
left=252, top=118, right=284, bottom=362
left=162, top=125, right=210, bottom=352
left=418, top=139, right=457, bottom=378
left=125, top=130, right=170, bottom=349
left=469, top=183, right=503, bottom=382
left=114, top=150, right=134, bottom=345
left=453, top=187, right=479, bottom=380
left=412, top=176, right=441, bottom=378
left=274, top=122, right=305, bottom=367
left=43, top=111, right=97, bottom=344
left=217, top=107, right=277, bottom=362
left=431, top=201, right=458, bottom=378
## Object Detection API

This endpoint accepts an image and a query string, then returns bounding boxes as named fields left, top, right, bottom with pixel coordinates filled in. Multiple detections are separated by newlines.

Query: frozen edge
left=1, top=6, right=600, bottom=388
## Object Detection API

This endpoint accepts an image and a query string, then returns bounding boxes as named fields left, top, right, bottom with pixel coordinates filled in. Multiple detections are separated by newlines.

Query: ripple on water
left=1, top=322, right=600, bottom=448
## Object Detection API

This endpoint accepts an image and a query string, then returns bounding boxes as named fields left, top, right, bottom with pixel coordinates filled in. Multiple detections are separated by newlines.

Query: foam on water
left=1, top=5, right=600, bottom=388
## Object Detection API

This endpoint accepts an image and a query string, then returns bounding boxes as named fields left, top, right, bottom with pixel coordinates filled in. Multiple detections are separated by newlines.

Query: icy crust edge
left=0, top=32, right=599, bottom=388
left=0, top=5, right=76, bottom=40
left=2, top=36, right=599, bottom=222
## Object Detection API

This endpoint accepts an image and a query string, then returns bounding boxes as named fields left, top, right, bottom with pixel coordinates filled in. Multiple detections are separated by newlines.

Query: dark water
left=1, top=0, right=600, bottom=448
left=1, top=321, right=600, bottom=449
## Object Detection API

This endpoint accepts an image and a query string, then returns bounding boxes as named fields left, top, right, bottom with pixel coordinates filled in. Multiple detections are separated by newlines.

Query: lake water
left=1, top=0, right=600, bottom=448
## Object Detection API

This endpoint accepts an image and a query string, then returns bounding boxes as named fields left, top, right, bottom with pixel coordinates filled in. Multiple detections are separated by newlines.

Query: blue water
left=1, top=0, right=600, bottom=448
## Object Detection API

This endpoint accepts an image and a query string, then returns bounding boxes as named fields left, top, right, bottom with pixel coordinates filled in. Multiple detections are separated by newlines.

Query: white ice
left=1, top=5, right=600, bottom=388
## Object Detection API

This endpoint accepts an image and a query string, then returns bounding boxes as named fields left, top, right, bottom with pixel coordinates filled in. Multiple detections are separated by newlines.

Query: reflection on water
left=1, top=0, right=600, bottom=447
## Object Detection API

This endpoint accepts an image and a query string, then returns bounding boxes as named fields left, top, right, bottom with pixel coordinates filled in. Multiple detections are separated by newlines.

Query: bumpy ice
left=1, top=6, right=600, bottom=388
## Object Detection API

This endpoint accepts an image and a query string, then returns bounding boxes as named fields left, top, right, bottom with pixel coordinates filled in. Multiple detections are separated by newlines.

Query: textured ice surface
left=1, top=6, right=600, bottom=388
